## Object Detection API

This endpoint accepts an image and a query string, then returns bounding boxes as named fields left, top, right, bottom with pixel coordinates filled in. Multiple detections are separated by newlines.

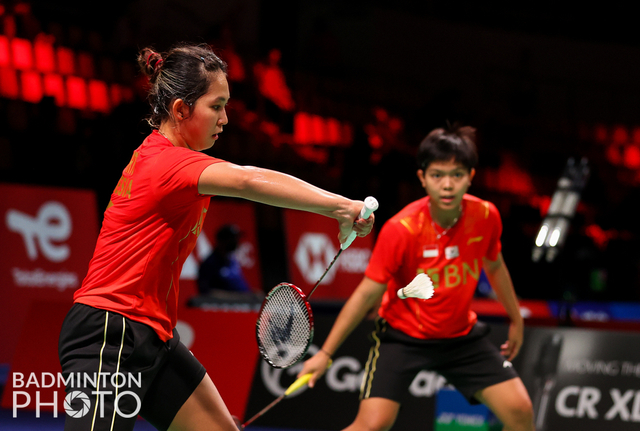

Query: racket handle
left=341, top=196, right=379, bottom=250
left=284, top=360, right=333, bottom=396
left=284, top=373, right=313, bottom=396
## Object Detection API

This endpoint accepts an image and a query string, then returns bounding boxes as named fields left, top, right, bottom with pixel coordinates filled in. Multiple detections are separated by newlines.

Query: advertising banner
left=282, top=210, right=375, bottom=300
left=516, top=326, right=640, bottom=431
left=0, top=183, right=98, bottom=365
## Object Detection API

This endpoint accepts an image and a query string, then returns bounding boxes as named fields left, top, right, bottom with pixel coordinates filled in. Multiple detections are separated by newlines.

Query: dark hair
left=416, top=124, right=478, bottom=172
left=137, top=43, right=228, bottom=128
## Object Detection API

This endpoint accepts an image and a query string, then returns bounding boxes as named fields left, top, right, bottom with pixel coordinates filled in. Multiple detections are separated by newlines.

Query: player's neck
left=428, top=200, right=462, bottom=228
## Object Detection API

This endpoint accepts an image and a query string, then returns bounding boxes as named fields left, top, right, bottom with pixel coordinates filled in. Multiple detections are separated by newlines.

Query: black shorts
left=360, top=318, right=519, bottom=405
left=58, top=303, right=206, bottom=431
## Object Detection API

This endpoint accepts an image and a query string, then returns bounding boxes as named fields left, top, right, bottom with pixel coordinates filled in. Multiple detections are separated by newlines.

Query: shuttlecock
left=397, top=273, right=434, bottom=300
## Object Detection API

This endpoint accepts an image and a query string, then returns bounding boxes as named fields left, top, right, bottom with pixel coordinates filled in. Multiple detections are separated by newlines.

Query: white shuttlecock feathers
left=397, top=273, right=435, bottom=300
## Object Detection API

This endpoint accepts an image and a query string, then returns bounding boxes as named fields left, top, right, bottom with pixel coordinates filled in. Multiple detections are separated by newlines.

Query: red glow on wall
left=43, top=73, right=65, bottom=106
left=88, top=80, right=109, bottom=113
left=11, top=38, right=32, bottom=70
left=623, top=145, right=640, bottom=169
left=0, top=67, right=19, bottom=99
left=34, top=35, right=55, bottom=73
left=327, top=118, right=341, bottom=145
left=56, top=47, right=75, bottom=75
left=293, top=112, right=352, bottom=146
left=78, top=52, right=94, bottom=78
left=311, top=114, right=324, bottom=144
left=109, top=84, right=122, bottom=107
left=121, top=86, right=134, bottom=103
left=66, top=76, right=87, bottom=109
left=20, top=70, right=42, bottom=103
left=0, top=36, right=9, bottom=67
left=293, top=112, right=313, bottom=144
left=594, top=124, right=608, bottom=143
left=612, top=125, right=628, bottom=143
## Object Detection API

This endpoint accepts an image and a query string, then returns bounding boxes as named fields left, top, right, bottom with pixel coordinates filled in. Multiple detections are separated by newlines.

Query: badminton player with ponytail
left=299, top=125, right=535, bottom=431
left=57, top=43, right=373, bottom=431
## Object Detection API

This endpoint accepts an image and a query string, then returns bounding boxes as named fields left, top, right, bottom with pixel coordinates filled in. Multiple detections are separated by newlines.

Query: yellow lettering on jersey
left=463, top=259, right=480, bottom=284
left=123, top=150, right=140, bottom=176
left=113, top=175, right=133, bottom=199
left=444, top=265, right=461, bottom=288
left=425, top=268, right=439, bottom=289
left=420, top=258, right=480, bottom=289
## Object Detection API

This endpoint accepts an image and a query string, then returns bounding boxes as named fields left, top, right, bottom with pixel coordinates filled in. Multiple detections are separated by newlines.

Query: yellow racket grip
left=284, top=359, right=333, bottom=396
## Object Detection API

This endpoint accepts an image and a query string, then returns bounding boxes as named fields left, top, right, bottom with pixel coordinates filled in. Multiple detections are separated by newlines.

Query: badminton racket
left=242, top=360, right=332, bottom=428
left=256, top=197, right=379, bottom=368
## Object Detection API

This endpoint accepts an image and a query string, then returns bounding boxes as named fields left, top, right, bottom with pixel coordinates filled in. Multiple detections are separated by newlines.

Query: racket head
left=256, top=283, right=314, bottom=368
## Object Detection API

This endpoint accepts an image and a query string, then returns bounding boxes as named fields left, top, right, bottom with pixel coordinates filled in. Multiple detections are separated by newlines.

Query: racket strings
left=256, top=284, right=313, bottom=368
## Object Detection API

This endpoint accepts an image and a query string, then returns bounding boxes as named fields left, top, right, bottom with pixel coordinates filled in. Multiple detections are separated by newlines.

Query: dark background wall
left=2, top=0, right=639, bottom=302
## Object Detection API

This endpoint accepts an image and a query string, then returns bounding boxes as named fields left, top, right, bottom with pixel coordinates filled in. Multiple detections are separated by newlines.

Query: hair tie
left=146, top=52, right=163, bottom=71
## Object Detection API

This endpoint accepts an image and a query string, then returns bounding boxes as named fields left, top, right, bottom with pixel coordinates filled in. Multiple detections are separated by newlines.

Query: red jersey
left=75, top=130, right=224, bottom=341
left=365, top=195, right=502, bottom=339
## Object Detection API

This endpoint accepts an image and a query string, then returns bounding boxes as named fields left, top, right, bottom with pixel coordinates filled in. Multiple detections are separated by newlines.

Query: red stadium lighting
left=612, top=125, right=628, bottom=143
left=0, top=67, right=19, bottom=99
left=11, top=38, right=32, bottom=70
left=593, top=124, right=608, bottom=143
left=43, top=73, right=65, bottom=106
left=78, top=52, right=94, bottom=78
left=34, top=35, right=55, bottom=73
left=311, top=114, right=324, bottom=144
left=56, top=46, right=75, bottom=75
left=293, top=112, right=313, bottom=145
left=623, top=145, right=640, bottom=170
left=326, top=117, right=341, bottom=145
left=66, top=76, right=87, bottom=109
left=20, top=70, right=42, bottom=103
left=0, top=36, right=9, bottom=67
left=88, top=79, right=109, bottom=113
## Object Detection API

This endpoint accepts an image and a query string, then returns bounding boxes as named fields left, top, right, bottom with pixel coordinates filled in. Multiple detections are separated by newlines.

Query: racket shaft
left=242, top=395, right=285, bottom=427
left=308, top=248, right=342, bottom=298
left=242, top=373, right=312, bottom=427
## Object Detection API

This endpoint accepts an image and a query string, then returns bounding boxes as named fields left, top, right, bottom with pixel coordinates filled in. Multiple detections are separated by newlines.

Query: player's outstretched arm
left=483, top=252, right=524, bottom=361
left=198, top=162, right=374, bottom=243
left=298, top=276, right=387, bottom=387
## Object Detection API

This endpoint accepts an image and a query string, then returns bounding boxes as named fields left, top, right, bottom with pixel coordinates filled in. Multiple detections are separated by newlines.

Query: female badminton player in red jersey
left=300, top=125, right=535, bottom=431
left=58, top=43, right=373, bottom=431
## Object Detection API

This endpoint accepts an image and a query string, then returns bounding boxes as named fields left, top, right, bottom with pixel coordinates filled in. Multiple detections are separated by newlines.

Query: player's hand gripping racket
left=256, top=197, right=379, bottom=368
left=242, top=360, right=332, bottom=429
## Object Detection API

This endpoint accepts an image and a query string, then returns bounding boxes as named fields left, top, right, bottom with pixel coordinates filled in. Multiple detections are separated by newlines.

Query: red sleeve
left=155, top=149, right=225, bottom=209
left=365, top=220, right=411, bottom=284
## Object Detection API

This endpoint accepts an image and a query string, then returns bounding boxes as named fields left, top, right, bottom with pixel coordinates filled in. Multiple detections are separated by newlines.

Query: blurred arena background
left=2, top=1, right=640, bottom=430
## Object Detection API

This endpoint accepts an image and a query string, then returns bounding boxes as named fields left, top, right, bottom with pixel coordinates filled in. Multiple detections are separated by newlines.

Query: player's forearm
left=200, top=164, right=353, bottom=219
left=321, top=279, right=384, bottom=356
left=484, top=256, right=523, bottom=325
left=487, top=268, right=523, bottom=325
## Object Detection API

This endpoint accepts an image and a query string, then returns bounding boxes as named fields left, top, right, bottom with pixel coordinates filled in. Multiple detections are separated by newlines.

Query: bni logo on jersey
left=11, top=372, right=143, bottom=419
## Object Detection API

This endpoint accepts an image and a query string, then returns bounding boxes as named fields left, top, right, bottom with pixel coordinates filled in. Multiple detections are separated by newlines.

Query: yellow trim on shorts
left=109, top=317, right=126, bottom=431
left=360, top=318, right=383, bottom=400
left=91, top=312, right=109, bottom=431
